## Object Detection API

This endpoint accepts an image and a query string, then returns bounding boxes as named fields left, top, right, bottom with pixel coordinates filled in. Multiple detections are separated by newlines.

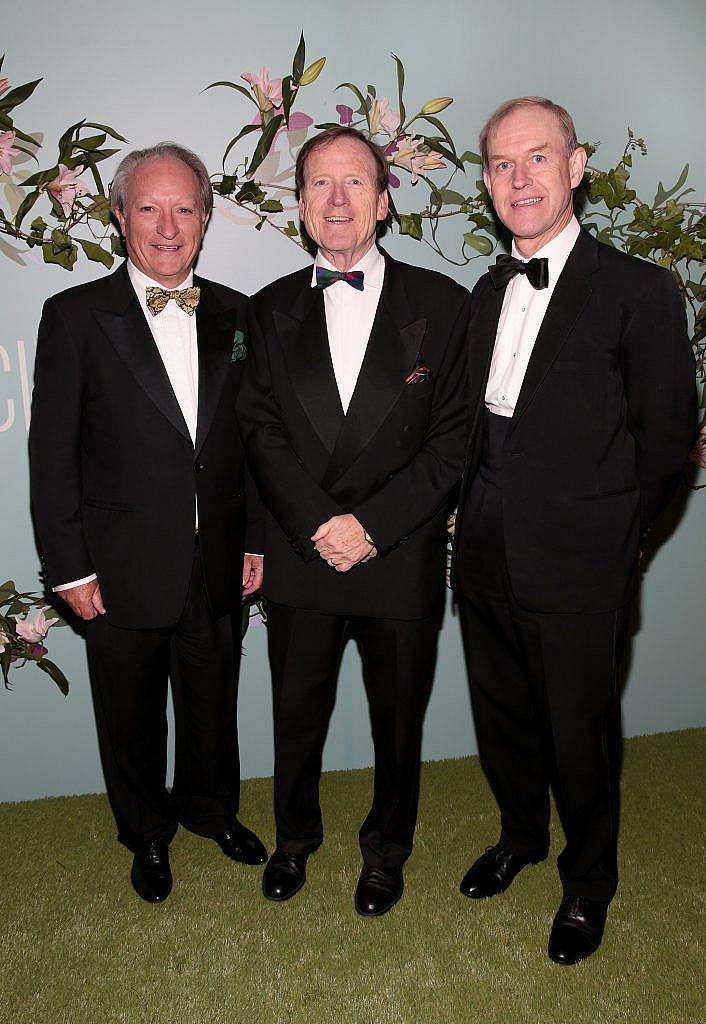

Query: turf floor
left=0, top=729, right=703, bottom=1024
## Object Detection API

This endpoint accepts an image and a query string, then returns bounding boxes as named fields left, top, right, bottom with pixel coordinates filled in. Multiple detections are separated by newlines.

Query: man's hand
left=60, top=580, right=105, bottom=620
left=242, top=554, right=264, bottom=598
left=312, top=514, right=374, bottom=573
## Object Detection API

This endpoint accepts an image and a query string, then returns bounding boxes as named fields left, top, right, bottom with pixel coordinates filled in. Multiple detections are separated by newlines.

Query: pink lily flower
left=0, top=79, right=9, bottom=98
left=0, top=129, right=21, bottom=176
left=389, top=135, right=446, bottom=183
left=336, top=104, right=354, bottom=126
left=689, top=423, right=706, bottom=471
left=369, top=98, right=400, bottom=139
left=0, top=629, right=8, bottom=654
left=13, top=607, right=59, bottom=644
left=241, top=67, right=284, bottom=113
left=48, top=163, right=90, bottom=216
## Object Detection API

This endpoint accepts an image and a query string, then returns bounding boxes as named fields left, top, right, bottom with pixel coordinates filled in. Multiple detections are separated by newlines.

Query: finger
left=92, top=586, right=106, bottom=614
left=311, top=520, right=333, bottom=542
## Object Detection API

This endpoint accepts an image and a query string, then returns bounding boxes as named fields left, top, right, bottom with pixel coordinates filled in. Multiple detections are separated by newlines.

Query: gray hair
left=110, top=141, right=214, bottom=219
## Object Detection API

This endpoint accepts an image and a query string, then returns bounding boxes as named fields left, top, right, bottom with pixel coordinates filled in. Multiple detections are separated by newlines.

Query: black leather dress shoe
left=262, top=850, right=307, bottom=901
left=354, top=865, right=404, bottom=917
left=215, top=821, right=268, bottom=865
left=131, top=840, right=172, bottom=903
left=548, top=895, right=608, bottom=965
left=459, top=843, right=542, bottom=899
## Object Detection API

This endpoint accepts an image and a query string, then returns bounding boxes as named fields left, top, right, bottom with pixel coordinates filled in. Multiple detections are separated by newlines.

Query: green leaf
left=416, top=115, right=458, bottom=157
left=203, top=80, right=257, bottom=106
left=259, top=199, right=283, bottom=213
left=73, top=133, right=107, bottom=152
left=654, top=164, right=689, bottom=207
left=57, top=120, right=86, bottom=161
left=284, top=220, right=299, bottom=237
left=83, top=122, right=128, bottom=143
left=50, top=228, right=72, bottom=253
left=399, top=213, right=423, bottom=240
left=19, top=165, right=60, bottom=189
left=13, top=188, right=40, bottom=229
left=235, top=181, right=266, bottom=205
left=247, top=115, right=284, bottom=177
left=1, top=648, right=11, bottom=688
left=30, top=215, right=48, bottom=234
left=0, top=78, right=42, bottom=113
left=86, top=195, right=112, bottom=226
left=36, top=657, right=69, bottom=696
left=460, top=150, right=482, bottom=165
left=292, top=32, right=306, bottom=84
left=440, top=189, right=467, bottom=206
left=420, top=137, right=464, bottom=173
left=110, top=233, right=127, bottom=257
left=222, top=123, right=260, bottom=168
left=79, top=238, right=114, bottom=268
left=390, top=52, right=406, bottom=126
left=463, top=232, right=493, bottom=255
left=281, top=76, right=295, bottom=124
left=42, top=239, right=78, bottom=269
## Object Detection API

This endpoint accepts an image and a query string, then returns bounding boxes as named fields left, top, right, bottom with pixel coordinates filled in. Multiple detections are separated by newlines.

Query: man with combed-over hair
left=29, top=142, right=267, bottom=902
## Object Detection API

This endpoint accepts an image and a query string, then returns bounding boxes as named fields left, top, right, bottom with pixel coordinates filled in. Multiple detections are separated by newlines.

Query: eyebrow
left=489, top=142, right=550, bottom=161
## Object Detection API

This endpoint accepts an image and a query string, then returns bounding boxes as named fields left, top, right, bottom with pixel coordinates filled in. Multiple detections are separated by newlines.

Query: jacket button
left=195, top=463, right=204, bottom=473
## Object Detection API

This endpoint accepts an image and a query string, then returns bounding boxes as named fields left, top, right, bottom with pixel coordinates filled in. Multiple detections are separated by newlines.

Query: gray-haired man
left=29, top=142, right=267, bottom=902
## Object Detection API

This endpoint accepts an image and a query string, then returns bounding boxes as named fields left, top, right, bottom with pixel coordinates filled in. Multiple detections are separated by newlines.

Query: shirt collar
left=511, top=215, right=580, bottom=275
left=310, top=243, right=385, bottom=290
left=127, top=259, right=194, bottom=297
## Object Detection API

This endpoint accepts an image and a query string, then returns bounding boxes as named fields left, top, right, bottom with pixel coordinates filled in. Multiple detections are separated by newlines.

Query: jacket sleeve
left=352, top=291, right=471, bottom=554
left=619, top=267, right=698, bottom=536
left=236, top=300, right=343, bottom=562
left=29, top=298, right=94, bottom=588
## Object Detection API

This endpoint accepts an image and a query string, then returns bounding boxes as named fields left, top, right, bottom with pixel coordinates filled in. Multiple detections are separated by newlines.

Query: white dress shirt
left=485, top=217, right=581, bottom=417
left=311, top=244, right=385, bottom=413
left=55, top=261, right=199, bottom=592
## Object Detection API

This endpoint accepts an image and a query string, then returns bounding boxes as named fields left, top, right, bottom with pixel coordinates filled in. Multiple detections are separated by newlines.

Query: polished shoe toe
left=131, top=840, right=172, bottom=903
left=460, top=843, right=542, bottom=899
left=215, top=821, right=268, bottom=865
left=262, top=850, right=307, bottom=901
left=354, top=865, right=404, bottom=917
left=548, top=895, right=608, bottom=965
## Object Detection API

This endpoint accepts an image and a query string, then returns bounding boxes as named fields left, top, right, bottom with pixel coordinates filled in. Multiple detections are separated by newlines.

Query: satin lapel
left=468, top=280, right=504, bottom=442
left=321, top=259, right=426, bottom=490
left=511, top=230, right=598, bottom=432
left=275, top=285, right=344, bottom=454
left=194, top=279, right=236, bottom=455
left=93, top=265, right=190, bottom=441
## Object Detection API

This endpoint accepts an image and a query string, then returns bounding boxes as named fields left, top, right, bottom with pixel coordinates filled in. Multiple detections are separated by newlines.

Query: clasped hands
left=312, top=513, right=377, bottom=573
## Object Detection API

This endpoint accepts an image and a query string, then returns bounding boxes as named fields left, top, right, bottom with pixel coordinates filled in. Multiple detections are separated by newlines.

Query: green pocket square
left=231, top=329, right=247, bottom=363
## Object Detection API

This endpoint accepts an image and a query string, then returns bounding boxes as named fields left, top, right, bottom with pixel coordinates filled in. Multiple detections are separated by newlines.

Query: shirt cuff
left=244, top=552, right=263, bottom=558
left=54, top=574, right=98, bottom=592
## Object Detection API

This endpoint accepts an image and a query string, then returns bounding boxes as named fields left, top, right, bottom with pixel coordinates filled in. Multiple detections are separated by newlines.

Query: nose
left=328, top=181, right=348, bottom=206
left=511, top=162, right=530, bottom=189
left=157, top=209, right=178, bottom=238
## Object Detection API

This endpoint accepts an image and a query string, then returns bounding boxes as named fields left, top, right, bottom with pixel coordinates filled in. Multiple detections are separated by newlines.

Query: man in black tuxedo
left=452, top=98, right=697, bottom=963
left=29, top=143, right=267, bottom=902
left=238, top=127, right=471, bottom=916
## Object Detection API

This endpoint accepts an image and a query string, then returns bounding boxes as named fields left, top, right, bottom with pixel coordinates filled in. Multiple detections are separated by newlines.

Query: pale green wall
left=1, top=0, right=704, bottom=802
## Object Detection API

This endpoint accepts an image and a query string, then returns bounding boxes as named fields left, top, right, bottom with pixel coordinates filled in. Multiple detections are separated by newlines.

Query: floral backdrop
left=1, top=36, right=703, bottom=692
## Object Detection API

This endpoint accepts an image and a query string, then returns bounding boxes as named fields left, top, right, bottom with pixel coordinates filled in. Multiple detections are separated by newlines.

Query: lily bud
left=421, top=97, right=453, bottom=115
left=299, top=57, right=326, bottom=86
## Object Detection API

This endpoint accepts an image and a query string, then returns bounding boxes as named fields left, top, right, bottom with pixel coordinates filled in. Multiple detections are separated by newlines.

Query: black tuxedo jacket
left=29, top=262, right=261, bottom=629
left=237, top=251, right=471, bottom=620
left=453, top=229, right=697, bottom=613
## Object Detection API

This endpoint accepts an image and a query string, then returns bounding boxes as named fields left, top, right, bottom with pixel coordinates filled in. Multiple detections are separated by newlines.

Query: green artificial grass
left=0, top=729, right=703, bottom=1024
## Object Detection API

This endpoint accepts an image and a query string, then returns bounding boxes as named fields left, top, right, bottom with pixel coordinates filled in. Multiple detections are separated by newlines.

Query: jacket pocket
left=83, top=497, right=137, bottom=512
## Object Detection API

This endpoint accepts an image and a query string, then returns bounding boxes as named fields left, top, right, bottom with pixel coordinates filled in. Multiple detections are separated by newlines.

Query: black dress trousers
left=85, top=539, right=239, bottom=852
left=455, top=412, right=629, bottom=902
left=266, top=600, right=442, bottom=869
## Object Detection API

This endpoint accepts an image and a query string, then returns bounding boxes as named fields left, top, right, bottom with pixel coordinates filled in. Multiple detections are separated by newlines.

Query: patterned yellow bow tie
left=145, top=285, right=201, bottom=317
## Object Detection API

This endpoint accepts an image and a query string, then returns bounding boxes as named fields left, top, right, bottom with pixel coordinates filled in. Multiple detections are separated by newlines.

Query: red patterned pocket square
left=405, top=364, right=432, bottom=385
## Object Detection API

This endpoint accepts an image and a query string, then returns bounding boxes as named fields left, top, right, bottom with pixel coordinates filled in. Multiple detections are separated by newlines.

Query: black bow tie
left=488, top=253, right=549, bottom=291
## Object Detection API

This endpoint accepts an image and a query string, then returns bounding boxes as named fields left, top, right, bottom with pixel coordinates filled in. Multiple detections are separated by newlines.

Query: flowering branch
left=0, top=581, right=70, bottom=694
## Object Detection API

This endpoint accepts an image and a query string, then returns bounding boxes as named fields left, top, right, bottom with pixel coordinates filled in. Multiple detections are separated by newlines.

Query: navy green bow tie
left=488, top=254, right=549, bottom=291
left=315, top=267, right=365, bottom=291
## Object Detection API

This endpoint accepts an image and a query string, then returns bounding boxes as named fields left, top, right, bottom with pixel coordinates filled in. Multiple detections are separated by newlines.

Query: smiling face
left=483, top=105, right=587, bottom=257
left=298, top=136, right=389, bottom=271
left=115, top=155, right=208, bottom=287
